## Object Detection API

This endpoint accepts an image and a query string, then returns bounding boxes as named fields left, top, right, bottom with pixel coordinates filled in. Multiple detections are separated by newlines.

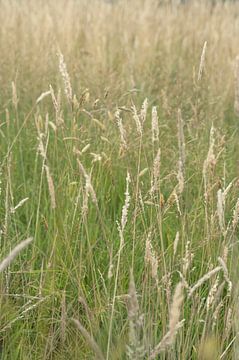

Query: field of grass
left=1, top=0, right=239, bottom=358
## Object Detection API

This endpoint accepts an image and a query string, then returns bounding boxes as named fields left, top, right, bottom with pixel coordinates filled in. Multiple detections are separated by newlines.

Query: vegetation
left=0, top=0, right=239, bottom=358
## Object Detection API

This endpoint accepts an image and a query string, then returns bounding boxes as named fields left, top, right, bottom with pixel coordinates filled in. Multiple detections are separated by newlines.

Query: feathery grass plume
left=115, top=109, right=127, bottom=151
left=203, top=125, right=216, bottom=176
left=139, top=168, right=148, bottom=178
left=225, top=307, right=232, bottom=336
left=140, top=98, right=148, bottom=124
left=132, top=103, right=142, bottom=136
left=72, top=94, right=80, bottom=112
left=36, top=90, right=51, bottom=104
left=126, top=271, right=145, bottom=359
left=77, top=160, right=98, bottom=207
left=121, top=172, right=131, bottom=232
left=49, top=85, right=63, bottom=125
left=108, top=247, right=114, bottom=279
left=149, top=282, right=184, bottom=358
left=178, top=271, right=189, bottom=290
left=107, top=172, right=131, bottom=359
left=218, top=257, right=232, bottom=296
left=232, top=197, right=239, bottom=228
left=198, top=41, right=207, bottom=81
left=44, top=165, right=56, bottom=209
left=11, top=81, right=19, bottom=109
left=188, top=266, right=222, bottom=298
left=173, top=231, right=180, bottom=257
left=212, top=300, right=223, bottom=328
left=81, top=144, right=91, bottom=154
left=1, top=296, right=47, bottom=332
left=79, top=88, right=90, bottom=107
left=168, top=282, right=184, bottom=337
left=10, top=197, right=29, bottom=213
left=206, top=276, right=219, bottom=311
left=151, top=106, right=159, bottom=143
left=223, top=180, right=234, bottom=198
left=78, top=296, right=94, bottom=323
left=82, top=178, right=90, bottom=218
left=49, top=85, right=58, bottom=110
left=234, top=55, right=239, bottom=116
left=0, top=237, right=33, bottom=273
left=217, top=189, right=225, bottom=233
left=145, top=233, right=159, bottom=285
left=177, top=109, right=185, bottom=194
left=150, top=148, right=161, bottom=195
left=58, top=50, right=73, bottom=104
left=203, top=125, right=216, bottom=200
left=72, top=319, right=105, bottom=360
left=37, top=133, right=47, bottom=160
left=182, top=240, right=193, bottom=276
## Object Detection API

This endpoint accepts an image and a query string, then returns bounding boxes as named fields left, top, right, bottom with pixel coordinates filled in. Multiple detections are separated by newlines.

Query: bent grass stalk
left=0, top=237, right=33, bottom=273
left=106, top=172, right=131, bottom=360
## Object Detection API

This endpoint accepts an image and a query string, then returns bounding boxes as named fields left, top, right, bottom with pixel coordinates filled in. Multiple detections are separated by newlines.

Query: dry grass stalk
left=132, top=104, right=142, bottom=136
left=72, top=319, right=105, bottom=360
left=203, top=125, right=216, bottom=178
left=182, top=240, right=193, bottom=276
left=107, top=172, right=131, bottom=359
left=11, top=81, right=18, bottom=109
left=78, top=160, right=98, bottom=207
left=212, top=300, right=223, bottom=328
left=177, top=109, right=185, bottom=194
left=173, top=231, right=180, bottom=257
left=78, top=296, right=94, bottom=323
left=49, top=85, right=63, bottom=125
left=139, top=168, right=148, bottom=178
left=217, top=189, right=225, bottom=233
left=107, top=247, right=114, bottom=280
left=168, top=282, right=184, bottom=336
left=81, top=144, right=91, bottom=153
left=151, top=106, right=159, bottom=143
left=225, top=307, right=232, bottom=336
left=44, top=165, right=56, bottom=209
left=1, top=296, right=47, bottom=333
left=115, top=109, right=127, bottom=151
left=232, top=197, right=239, bottom=228
left=10, top=197, right=29, bottom=213
left=188, top=266, right=222, bottom=298
left=206, top=276, right=219, bottom=311
left=36, top=90, right=51, bottom=104
left=126, top=271, right=145, bottom=359
left=121, top=172, right=131, bottom=231
left=0, top=237, right=33, bottom=273
left=150, top=148, right=161, bottom=195
left=198, top=41, right=207, bottom=81
left=218, top=257, right=232, bottom=296
left=145, top=233, right=159, bottom=284
left=58, top=51, right=73, bottom=104
left=149, top=282, right=184, bottom=358
left=140, top=98, right=148, bottom=124
left=149, top=320, right=185, bottom=359
left=37, top=133, right=47, bottom=160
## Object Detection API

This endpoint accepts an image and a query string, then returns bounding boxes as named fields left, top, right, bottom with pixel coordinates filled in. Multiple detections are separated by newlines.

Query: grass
left=0, top=0, right=239, bottom=358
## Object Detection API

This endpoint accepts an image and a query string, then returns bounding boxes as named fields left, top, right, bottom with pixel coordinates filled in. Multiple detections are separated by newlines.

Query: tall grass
left=0, top=0, right=239, bottom=358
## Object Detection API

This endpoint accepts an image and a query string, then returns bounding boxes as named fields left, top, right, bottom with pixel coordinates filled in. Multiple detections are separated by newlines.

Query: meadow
left=0, top=0, right=239, bottom=358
